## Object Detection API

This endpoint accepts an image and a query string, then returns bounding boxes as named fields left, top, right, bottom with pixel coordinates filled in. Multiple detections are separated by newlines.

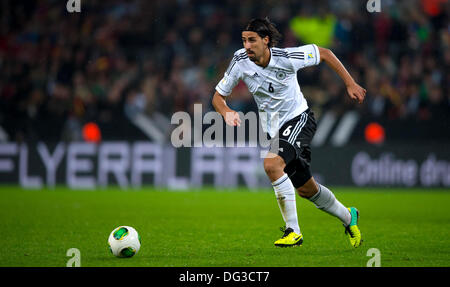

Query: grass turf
left=0, top=186, right=449, bottom=267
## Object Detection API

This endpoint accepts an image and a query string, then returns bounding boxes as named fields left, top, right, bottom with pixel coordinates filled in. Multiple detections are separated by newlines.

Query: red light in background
left=365, top=122, right=385, bottom=144
left=82, top=122, right=101, bottom=143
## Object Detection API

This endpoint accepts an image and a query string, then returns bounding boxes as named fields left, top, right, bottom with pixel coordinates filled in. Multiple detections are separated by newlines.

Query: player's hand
left=346, top=83, right=366, bottom=104
left=224, top=111, right=241, bottom=127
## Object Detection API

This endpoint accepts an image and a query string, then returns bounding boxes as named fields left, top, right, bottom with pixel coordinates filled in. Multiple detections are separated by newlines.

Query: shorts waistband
left=291, top=108, right=310, bottom=121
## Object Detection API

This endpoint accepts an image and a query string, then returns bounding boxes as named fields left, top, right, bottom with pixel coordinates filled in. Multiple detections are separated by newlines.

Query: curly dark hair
left=243, top=17, right=282, bottom=48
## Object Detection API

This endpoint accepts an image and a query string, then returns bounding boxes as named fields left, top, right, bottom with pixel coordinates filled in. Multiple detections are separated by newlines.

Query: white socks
left=272, top=175, right=351, bottom=231
left=308, top=183, right=351, bottom=226
left=272, top=174, right=301, bottom=234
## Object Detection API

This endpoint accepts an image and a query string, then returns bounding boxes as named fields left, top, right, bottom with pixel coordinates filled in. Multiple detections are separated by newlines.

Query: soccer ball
left=108, top=226, right=141, bottom=258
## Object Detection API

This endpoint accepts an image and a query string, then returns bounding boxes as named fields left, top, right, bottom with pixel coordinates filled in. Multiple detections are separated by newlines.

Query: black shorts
left=268, top=109, right=317, bottom=188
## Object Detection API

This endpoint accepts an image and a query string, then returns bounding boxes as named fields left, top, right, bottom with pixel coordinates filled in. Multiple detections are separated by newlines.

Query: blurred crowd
left=0, top=0, right=448, bottom=142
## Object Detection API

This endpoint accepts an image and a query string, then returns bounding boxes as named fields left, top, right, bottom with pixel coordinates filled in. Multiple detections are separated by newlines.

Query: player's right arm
left=212, top=52, right=244, bottom=127
left=212, top=91, right=241, bottom=127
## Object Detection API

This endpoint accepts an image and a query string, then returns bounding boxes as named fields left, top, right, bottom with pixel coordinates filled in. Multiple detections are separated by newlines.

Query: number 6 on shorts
left=282, top=125, right=292, bottom=136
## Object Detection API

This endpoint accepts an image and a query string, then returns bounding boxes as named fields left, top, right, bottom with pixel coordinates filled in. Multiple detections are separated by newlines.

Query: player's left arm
left=318, top=47, right=366, bottom=104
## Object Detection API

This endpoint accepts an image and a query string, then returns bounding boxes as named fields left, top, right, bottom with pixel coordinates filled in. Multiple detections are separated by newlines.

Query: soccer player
left=212, top=18, right=366, bottom=247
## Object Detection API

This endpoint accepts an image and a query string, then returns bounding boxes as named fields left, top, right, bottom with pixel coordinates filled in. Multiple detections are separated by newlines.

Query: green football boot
left=345, top=207, right=362, bottom=248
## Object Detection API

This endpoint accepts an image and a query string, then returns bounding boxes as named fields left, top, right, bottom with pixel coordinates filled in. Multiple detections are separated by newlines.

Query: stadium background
left=0, top=0, right=449, bottom=267
left=0, top=0, right=448, bottom=188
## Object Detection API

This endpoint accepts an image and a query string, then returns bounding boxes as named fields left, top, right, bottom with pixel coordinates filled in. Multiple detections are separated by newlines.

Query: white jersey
left=216, top=44, right=320, bottom=137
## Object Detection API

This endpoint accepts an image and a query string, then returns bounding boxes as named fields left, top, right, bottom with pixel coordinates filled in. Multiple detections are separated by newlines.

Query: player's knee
left=263, top=156, right=284, bottom=177
left=263, top=159, right=278, bottom=176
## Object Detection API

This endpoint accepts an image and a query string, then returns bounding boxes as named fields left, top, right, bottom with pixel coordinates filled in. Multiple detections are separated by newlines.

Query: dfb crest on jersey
left=276, top=70, right=287, bottom=80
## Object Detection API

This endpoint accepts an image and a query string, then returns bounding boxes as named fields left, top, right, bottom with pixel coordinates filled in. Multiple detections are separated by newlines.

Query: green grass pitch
left=0, top=186, right=449, bottom=267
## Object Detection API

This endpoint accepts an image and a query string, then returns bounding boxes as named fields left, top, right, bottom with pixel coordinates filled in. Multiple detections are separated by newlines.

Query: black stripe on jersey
left=272, top=52, right=288, bottom=58
left=226, top=61, right=236, bottom=74
left=233, top=52, right=248, bottom=60
left=226, top=53, right=248, bottom=74
left=272, top=50, right=304, bottom=59
left=272, top=53, right=304, bottom=60
left=275, top=49, right=301, bottom=53
left=235, top=55, right=248, bottom=61
left=231, top=55, right=248, bottom=63
left=287, top=52, right=304, bottom=58
left=272, top=53, right=288, bottom=57
left=272, top=49, right=303, bottom=54
left=272, top=48, right=286, bottom=53
left=288, top=56, right=305, bottom=60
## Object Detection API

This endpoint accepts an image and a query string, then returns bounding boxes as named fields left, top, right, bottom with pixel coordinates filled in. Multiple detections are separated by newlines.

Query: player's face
left=242, top=31, right=269, bottom=61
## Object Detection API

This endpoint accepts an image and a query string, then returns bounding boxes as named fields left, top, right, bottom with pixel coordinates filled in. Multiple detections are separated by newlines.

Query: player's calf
left=305, top=182, right=352, bottom=226
left=296, top=177, right=319, bottom=198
